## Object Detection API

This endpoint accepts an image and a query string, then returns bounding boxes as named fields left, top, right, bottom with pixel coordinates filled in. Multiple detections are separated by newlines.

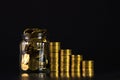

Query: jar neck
left=23, top=33, right=47, bottom=41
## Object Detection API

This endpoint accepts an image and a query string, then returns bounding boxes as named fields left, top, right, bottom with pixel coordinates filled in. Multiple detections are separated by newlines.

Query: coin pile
left=82, top=60, right=94, bottom=77
left=71, top=55, right=83, bottom=73
left=60, top=49, right=71, bottom=72
left=49, top=42, right=60, bottom=72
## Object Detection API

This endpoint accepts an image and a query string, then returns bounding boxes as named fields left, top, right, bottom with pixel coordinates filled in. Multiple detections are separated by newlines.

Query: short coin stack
left=60, top=49, right=71, bottom=72
left=71, top=55, right=83, bottom=77
left=49, top=42, right=60, bottom=72
left=82, top=60, right=94, bottom=78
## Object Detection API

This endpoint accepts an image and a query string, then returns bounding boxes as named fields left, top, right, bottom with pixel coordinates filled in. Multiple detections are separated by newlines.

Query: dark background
left=0, top=0, right=120, bottom=79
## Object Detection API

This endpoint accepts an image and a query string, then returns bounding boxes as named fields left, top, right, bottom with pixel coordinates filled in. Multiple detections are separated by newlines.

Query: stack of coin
left=71, top=55, right=83, bottom=73
left=60, top=49, right=71, bottom=72
left=82, top=60, right=94, bottom=78
left=49, top=42, right=60, bottom=72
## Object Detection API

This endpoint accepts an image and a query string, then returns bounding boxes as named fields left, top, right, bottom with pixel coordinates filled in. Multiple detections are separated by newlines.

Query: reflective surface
left=19, top=72, right=94, bottom=80
left=2, top=71, right=120, bottom=80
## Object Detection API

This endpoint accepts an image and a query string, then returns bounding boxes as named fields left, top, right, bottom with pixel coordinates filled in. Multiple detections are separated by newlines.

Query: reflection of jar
left=20, top=28, right=49, bottom=73
left=20, top=73, right=47, bottom=80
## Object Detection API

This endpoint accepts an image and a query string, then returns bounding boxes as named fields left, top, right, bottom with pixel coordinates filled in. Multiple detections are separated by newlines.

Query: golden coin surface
left=60, top=49, right=71, bottom=56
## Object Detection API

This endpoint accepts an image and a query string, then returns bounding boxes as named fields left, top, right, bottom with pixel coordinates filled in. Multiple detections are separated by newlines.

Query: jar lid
left=23, top=28, right=47, bottom=39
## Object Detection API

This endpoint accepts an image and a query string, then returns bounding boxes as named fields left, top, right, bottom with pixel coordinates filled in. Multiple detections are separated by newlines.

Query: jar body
left=19, top=28, right=49, bottom=73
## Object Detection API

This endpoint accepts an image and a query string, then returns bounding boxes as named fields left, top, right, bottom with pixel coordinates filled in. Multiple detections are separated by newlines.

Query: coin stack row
left=49, top=41, right=94, bottom=78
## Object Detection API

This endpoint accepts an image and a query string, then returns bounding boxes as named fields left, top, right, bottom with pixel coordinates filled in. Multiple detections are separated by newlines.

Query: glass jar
left=19, top=28, right=49, bottom=73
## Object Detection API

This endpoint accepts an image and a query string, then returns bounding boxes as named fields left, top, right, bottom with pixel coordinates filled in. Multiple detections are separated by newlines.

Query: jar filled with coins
left=19, top=28, right=49, bottom=73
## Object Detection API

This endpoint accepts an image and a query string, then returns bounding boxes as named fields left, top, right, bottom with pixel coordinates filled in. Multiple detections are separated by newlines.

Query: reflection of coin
left=29, top=58, right=39, bottom=71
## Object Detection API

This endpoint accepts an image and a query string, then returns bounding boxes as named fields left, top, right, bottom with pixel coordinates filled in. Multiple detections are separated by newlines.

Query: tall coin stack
left=49, top=42, right=60, bottom=72
left=60, top=49, right=71, bottom=72
left=82, top=60, right=94, bottom=78
left=71, top=55, right=83, bottom=77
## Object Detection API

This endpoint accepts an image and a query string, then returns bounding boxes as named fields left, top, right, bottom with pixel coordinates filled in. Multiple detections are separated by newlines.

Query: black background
left=0, top=0, right=120, bottom=79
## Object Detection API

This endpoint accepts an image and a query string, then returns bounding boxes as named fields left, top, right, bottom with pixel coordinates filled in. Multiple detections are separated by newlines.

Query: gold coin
left=82, top=60, right=94, bottom=69
left=50, top=55, right=59, bottom=58
left=60, top=60, right=70, bottom=64
left=50, top=60, right=59, bottom=63
left=60, top=68, right=70, bottom=72
left=49, top=48, right=60, bottom=53
left=71, top=68, right=81, bottom=71
left=60, top=56, right=70, bottom=59
left=49, top=42, right=60, bottom=53
left=60, top=49, right=71, bottom=56
left=71, top=55, right=83, bottom=60
left=50, top=65, right=59, bottom=67
left=49, top=42, right=60, bottom=46
left=50, top=67, right=59, bottom=71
